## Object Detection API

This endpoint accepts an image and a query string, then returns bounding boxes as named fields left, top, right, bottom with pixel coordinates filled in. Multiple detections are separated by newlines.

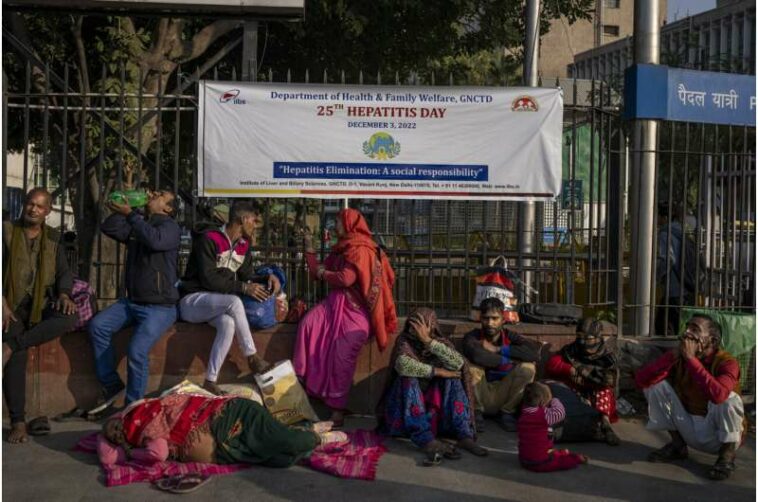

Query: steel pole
left=519, top=0, right=540, bottom=300
left=631, top=0, right=660, bottom=336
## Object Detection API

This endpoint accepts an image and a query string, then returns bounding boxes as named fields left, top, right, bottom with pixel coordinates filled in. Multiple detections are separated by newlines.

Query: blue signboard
left=624, top=64, right=756, bottom=126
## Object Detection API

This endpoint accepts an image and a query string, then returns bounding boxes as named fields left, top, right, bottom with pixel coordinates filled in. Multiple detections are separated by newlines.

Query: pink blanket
left=306, top=429, right=388, bottom=481
left=76, top=429, right=387, bottom=486
left=75, top=432, right=247, bottom=487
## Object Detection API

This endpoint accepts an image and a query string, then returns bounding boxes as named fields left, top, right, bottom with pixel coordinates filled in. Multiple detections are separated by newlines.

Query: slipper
left=422, top=451, right=443, bottom=467
left=708, top=459, right=736, bottom=481
left=155, top=475, right=184, bottom=492
left=27, top=416, right=51, bottom=436
left=169, top=473, right=211, bottom=494
left=53, top=407, right=88, bottom=423
left=442, top=446, right=462, bottom=460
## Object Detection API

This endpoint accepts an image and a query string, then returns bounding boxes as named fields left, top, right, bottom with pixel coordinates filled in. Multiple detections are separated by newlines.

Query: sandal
left=27, top=416, right=51, bottom=436
left=155, top=475, right=184, bottom=491
left=155, top=473, right=211, bottom=494
left=53, top=407, right=88, bottom=423
left=647, top=442, right=688, bottom=463
left=422, top=451, right=443, bottom=467
left=442, top=443, right=462, bottom=460
left=708, top=459, right=736, bottom=481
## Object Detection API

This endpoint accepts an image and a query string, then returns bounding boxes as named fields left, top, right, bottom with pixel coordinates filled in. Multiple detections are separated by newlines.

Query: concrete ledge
left=20, top=319, right=584, bottom=417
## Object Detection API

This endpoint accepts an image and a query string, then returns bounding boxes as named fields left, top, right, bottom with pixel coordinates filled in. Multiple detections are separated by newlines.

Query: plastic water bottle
left=109, top=190, right=148, bottom=207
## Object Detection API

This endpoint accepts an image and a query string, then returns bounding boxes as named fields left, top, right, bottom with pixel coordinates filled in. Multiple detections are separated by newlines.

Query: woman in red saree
left=294, top=208, right=398, bottom=427
left=97, top=393, right=345, bottom=467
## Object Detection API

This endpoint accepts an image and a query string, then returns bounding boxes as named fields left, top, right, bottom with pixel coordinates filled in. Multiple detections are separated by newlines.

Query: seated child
left=517, top=382, right=588, bottom=472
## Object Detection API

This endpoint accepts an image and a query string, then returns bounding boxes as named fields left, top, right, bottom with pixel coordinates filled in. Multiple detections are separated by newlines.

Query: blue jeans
left=89, top=299, right=177, bottom=404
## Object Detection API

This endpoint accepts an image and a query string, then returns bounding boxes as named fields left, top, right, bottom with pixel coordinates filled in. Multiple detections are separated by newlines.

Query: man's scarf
left=330, top=208, right=397, bottom=351
left=3, top=223, right=49, bottom=324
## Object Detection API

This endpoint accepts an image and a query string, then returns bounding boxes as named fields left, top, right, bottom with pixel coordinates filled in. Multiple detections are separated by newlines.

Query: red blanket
left=76, top=429, right=387, bottom=486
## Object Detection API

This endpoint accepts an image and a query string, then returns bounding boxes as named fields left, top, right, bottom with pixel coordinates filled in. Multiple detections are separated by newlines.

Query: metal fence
left=3, top=21, right=628, bottom=325
left=3, top=28, right=755, bottom=339
left=653, top=122, right=756, bottom=335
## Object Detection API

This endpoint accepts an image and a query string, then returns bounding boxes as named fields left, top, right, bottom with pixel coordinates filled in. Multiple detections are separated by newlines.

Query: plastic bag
left=254, top=360, right=319, bottom=425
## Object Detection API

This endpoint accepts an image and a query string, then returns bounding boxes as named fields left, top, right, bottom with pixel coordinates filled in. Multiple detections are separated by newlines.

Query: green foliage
left=262, top=0, right=593, bottom=84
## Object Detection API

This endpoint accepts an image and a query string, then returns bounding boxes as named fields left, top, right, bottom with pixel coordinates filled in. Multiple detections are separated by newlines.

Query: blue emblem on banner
left=362, top=132, right=401, bottom=160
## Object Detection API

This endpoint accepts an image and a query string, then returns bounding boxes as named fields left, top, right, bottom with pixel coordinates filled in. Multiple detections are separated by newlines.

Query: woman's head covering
left=561, top=317, right=616, bottom=367
left=330, top=208, right=398, bottom=351
left=383, top=307, right=477, bottom=435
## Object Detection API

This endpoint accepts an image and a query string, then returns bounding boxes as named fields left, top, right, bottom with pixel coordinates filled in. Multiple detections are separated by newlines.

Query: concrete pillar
left=720, top=18, right=729, bottom=70
left=709, top=22, right=720, bottom=70
left=743, top=13, right=753, bottom=72
left=688, top=27, right=698, bottom=66
left=731, top=15, right=741, bottom=71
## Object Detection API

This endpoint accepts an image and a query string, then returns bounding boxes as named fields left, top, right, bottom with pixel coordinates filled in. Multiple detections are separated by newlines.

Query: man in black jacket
left=88, top=189, right=180, bottom=412
left=2, top=188, right=78, bottom=443
left=179, top=201, right=278, bottom=394
left=463, top=298, right=541, bottom=432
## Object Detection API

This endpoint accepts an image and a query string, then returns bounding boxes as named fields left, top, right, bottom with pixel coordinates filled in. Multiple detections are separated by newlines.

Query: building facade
left=539, top=0, right=666, bottom=79
left=569, top=0, right=756, bottom=79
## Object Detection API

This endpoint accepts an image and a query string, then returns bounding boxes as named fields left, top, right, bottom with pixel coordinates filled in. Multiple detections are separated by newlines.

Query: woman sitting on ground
left=544, top=318, right=620, bottom=445
left=294, top=208, right=397, bottom=427
left=378, top=308, right=487, bottom=461
left=97, top=393, right=346, bottom=467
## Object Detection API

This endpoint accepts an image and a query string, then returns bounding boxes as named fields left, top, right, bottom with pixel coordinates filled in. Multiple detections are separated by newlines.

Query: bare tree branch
left=176, top=19, right=242, bottom=63
left=72, top=16, right=91, bottom=100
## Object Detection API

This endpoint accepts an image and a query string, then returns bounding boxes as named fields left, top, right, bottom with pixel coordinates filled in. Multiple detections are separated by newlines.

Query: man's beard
left=483, top=327, right=501, bottom=340
left=22, top=213, right=43, bottom=226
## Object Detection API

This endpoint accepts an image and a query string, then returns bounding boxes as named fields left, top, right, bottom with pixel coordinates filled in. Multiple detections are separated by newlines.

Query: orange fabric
left=330, top=208, right=397, bottom=351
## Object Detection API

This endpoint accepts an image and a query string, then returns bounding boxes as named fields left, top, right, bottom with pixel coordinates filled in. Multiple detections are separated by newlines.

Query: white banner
left=198, top=82, right=563, bottom=200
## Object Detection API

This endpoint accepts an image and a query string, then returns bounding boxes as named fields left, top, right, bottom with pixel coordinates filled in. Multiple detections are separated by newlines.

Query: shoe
left=88, top=384, right=125, bottom=416
left=647, top=442, right=688, bottom=463
left=497, top=412, right=518, bottom=432
left=248, top=354, right=272, bottom=375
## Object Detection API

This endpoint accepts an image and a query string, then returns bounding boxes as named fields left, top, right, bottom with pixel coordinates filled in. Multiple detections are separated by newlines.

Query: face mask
left=579, top=337, right=601, bottom=350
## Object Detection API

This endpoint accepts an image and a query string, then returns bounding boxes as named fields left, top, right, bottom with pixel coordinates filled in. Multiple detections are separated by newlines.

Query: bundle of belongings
left=470, top=256, right=520, bottom=323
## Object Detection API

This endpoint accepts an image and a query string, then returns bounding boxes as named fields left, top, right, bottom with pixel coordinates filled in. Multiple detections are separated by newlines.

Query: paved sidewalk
left=2, top=417, right=755, bottom=502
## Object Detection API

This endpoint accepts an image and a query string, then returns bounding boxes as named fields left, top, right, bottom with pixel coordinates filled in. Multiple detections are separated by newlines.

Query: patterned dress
left=378, top=311, right=476, bottom=448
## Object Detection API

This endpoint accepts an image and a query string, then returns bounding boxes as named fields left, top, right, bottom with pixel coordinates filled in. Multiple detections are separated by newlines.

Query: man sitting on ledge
left=88, top=189, right=181, bottom=415
left=179, top=201, right=277, bottom=394
left=463, top=298, right=540, bottom=432
left=3, top=188, right=78, bottom=443
left=636, top=314, right=745, bottom=481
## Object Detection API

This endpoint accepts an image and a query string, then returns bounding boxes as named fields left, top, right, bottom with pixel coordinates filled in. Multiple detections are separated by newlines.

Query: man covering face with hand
left=635, top=314, right=745, bottom=481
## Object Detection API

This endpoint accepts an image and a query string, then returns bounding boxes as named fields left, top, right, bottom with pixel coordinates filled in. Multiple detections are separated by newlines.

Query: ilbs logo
left=220, top=89, right=246, bottom=105
left=511, top=95, right=539, bottom=112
